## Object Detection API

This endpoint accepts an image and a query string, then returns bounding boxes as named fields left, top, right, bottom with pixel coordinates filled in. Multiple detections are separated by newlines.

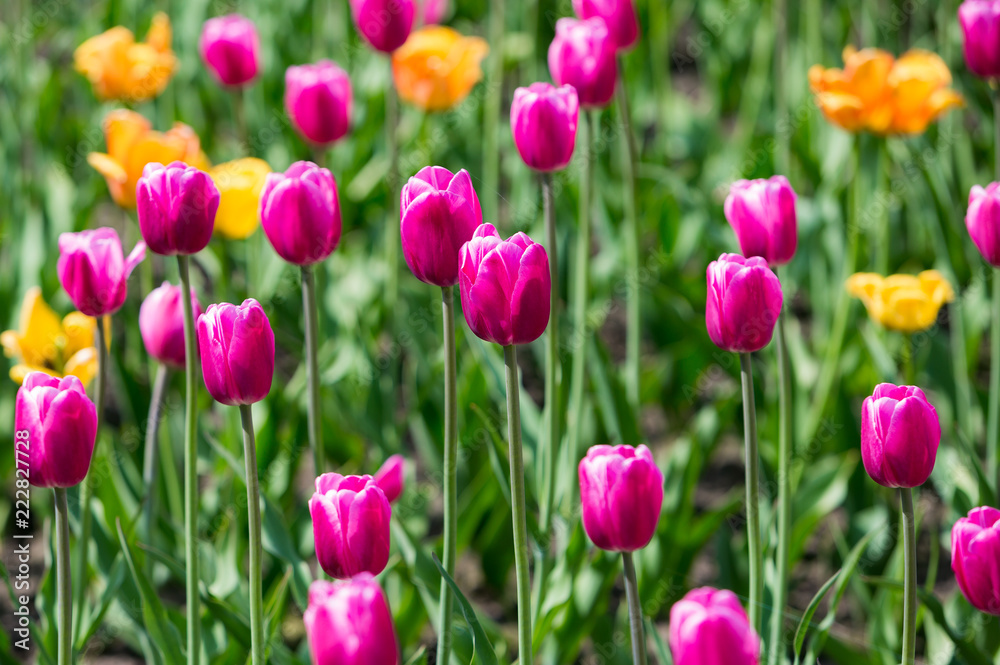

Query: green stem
left=233, top=88, right=249, bottom=155
left=768, top=313, right=792, bottom=665
left=541, top=173, right=559, bottom=536
left=900, top=488, right=917, bottom=665
left=773, top=0, right=788, bottom=175
left=143, top=363, right=170, bottom=543
left=740, top=352, right=762, bottom=635
left=903, top=333, right=915, bottom=386
left=178, top=255, right=201, bottom=664
left=622, top=552, right=648, bottom=665
left=302, top=265, right=324, bottom=476
left=875, top=140, right=890, bottom=275
left=55, top=487, right=72, bottom=665
left=483, top=0, right=505, bottom=225
left=503, top=345, right=532, bottom=665
left=437, top=285, right=458, bottom=665
left=616, top=54, right=640, bottom=411
left=239, top=405, right=265, bottom=665
left=989, top=268, right=1000, bottom=495
left=385, top=61, right=400, bottom=314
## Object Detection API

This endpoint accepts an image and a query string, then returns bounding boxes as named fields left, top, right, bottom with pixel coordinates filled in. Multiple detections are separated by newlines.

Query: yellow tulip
left=392, top=26, right=489, bottom=112
left=210, top=158, right=272, bottom=239
left=809, top=46, right=963, bottom=135
left=87, top=109, right=211, bottom=208
left=846, top=270, right=955, bottom=333
left=74, top=12, right=177, bottom=103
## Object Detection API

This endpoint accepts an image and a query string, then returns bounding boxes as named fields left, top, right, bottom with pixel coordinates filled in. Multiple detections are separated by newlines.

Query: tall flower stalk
left=615, top=55, right=640, bottom=410
left=622, top=552, right=649, bottom=665
left=989, top=88, right=1000, bottom=493
left=740, top=353, right=762, bottom=633
left=143, top=364, right=170, bottom=540
left=769, top=312, right=792, bottom=664
left=55, top=487, right=72, bottom=665
left=240, top=405, right=265, bottom=664
left=437, top=284, right=458, bottom=665
left=302, top=265, right=324, bottom=474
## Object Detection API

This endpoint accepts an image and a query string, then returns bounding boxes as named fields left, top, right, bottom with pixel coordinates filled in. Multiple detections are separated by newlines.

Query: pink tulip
left=724, top=176, right=798, bottom=266
left=310, top=473, right=392, bottom=579
left=459, top=223, right=550, bottom=346
left=572, top=0, right=639, bottom=51
left=861, top=383, right=940, bottom=488
left=374, top=454, right=405, bottom=503
left=136, top=162, right=219, bottom=256
left=510, top=83, right=579, bottom=172
left=400, top=166, right=482, bottom=286
left=285, top=61, right=352, bottom=146
left=705, top=253, right=783, bottom=353
left=259, top=161, right=342, bottom=266
left=420, top=0, right=448, bottom=24
left=966, top=182, right=1000, bottom=266
left=669, top=587, right=761, bottom=665
left=304, top=574, right=400, bottom=665
left=350, top=0, right=415, bottom=53
left=15, top=372, right=98, bottom=488
left=197, top=299, right=274, bottom=406
left=548, top=17, right=618, bottom=108
left=199, top=14, right=260, bottom=87
left=57, top=227, right=146, bottom=317
left=140, top=282, right=202, bottom=368
left=951, top=506, right=1000, bottom=615
left=959, top=1, right=1000, bottom=80
left=578, top=444, right=663, bottom=552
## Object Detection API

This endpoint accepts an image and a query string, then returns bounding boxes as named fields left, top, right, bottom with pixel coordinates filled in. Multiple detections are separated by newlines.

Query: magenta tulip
left=959, top=1, right=1000, bottom=80
left=374, top=454, right=405, bottom=503
left=459, top=223, right=550, bottom=346
left=510, top=83, right=579, bottom=172
left=140, top=282, right=202, bottom=368
left=572, top=0, right=639, bottom=51
left=285, top=61, right=352, bottom=146
left=669, top=587, right=761, bottom=665
left=259, top=161, right=342, bottom=266
left=197, top=299, right=274, bottom=406
left=966, top=183, right=1000, bottom=266
left=724, top=176, right=798, bottom=266
left=309, top=473, right=392, bottom=579
left=199, top=14, right=260, bottom=87
left=136, top=162, right=219, bottom=256
left=578, top=444, right=663, bottom=552
left=705, top=253, right=783, bottom=353
left=350, top=0, right=415, bottom=53
left=304, top=574, right=400, bottom=665
left=861, top=383, right=940, bottom=488
left=15, top=372, right=97, bottom=488
left=400, top=166, right=482, bottom=286
left=548, top=17, right=618, bottom=108
left=57, top=227, right=146, bottom=317
left=951, top=506, right=1000, bottom=615
left=420, top=0, right=448, bottom=24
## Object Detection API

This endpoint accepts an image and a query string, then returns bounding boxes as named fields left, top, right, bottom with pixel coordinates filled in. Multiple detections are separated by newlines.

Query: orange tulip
left=392, top=26, right=489, bottom=112
left=74, top=12, right=178, bottom=103
left=87, top=110, right=210, bottom=208
left=809, top=46, right=963, bottom=135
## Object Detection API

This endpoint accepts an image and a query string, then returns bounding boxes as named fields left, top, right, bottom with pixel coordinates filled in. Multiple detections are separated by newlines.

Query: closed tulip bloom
left=669, top=587, right=761, bottom=665
left=199, top=14, right=260, bottom=87
left=966, top=183, right=1000, bottom=266
left=846, top=271, right=954, bottom=333
left=260, top=161, right=342, bottom=266
left=572, top=0, right=639, bottom=51
left=861, top=383, right=940, bottom=488
left=15, top=372, right=98, bottom=488
left=724, top=176, right=798, bottom=266
left=197, top=299, right=274, bottom=406
left=304, top=574, right=400, bottom=665
left=420, top=0, right=449, bottom=25
left=57, top=228, right=146, bottom=318
left=578, top=444, right=663, bottom=552
left=400, top=166, right=482, bottom=286
left=459, top=223, right=551, bottom=346
left=285, top=61, right=353, bottom=146
left=136, top=162, right=219, bottom=256
left=951, top=506, right=1000, bottom=615
left=959, top=1, right=1000, bottom=80
left=351, top=0, right=415, bottom=53
left=548, top=17, right=618, bottom=108
left=392, top=27, right=489, bottom=112
left=374, top=454, right=406, bottom=503
left=510, top=83, right=579, bottom=172
left=705, top=254, right=783, bottom=353
left=210, top=158, right=272, bottom=239
left=140, top=282, right=202, bottom=368
left=310, top=473, right=392, bottom=579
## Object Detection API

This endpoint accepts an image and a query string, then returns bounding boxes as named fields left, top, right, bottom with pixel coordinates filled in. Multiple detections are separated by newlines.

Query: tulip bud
left=459, top=223, right=551, bottom=346
left=420, top=0, right=448, bottom=25
left=861, top=383, right=940, bottom=488
left=374, top=454, right=406, bottom=503
left=136, top=162, right=219, bottom=256
left=572, top=0, right=639, bottom=51
left=668, top=587, right=761, bottom=665
left=548, top=17, right=618, bottom=108
left=57, top=228, right=146, bottom=318
left=966, top=183, right=1000, bottom=266
left=951, top=506, right=1000, bottom=615
left=285, top=61, right=352, bottom=146
left=350, top=0, right=415, bottom=53
left=959, top=1, right=1000, bottom=80
left=304, top=574, right=400, bottom=665
left=705, top=254, right=783, bottom=353
left=140, top=282, right=202, bottom=368
left=310, top=473, right=392, bottom=579
left=400, top=166, right=482, bottom=286
left=15, top=372, right=98, bottom=488
left=510, top=83, right=579, bottom=172
left=578, top=444, right=663, bottom=552
left=198, top=14, right=260, bottom=87
left=724, top=176, right=798, bottom=266
left=197, top=299, right=274, bottom=406
left=259, top=161, right=342, bottom=266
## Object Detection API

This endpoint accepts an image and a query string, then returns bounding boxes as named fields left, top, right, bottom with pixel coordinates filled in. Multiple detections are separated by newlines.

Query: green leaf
left=431, top=554, right=500, bottom=665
